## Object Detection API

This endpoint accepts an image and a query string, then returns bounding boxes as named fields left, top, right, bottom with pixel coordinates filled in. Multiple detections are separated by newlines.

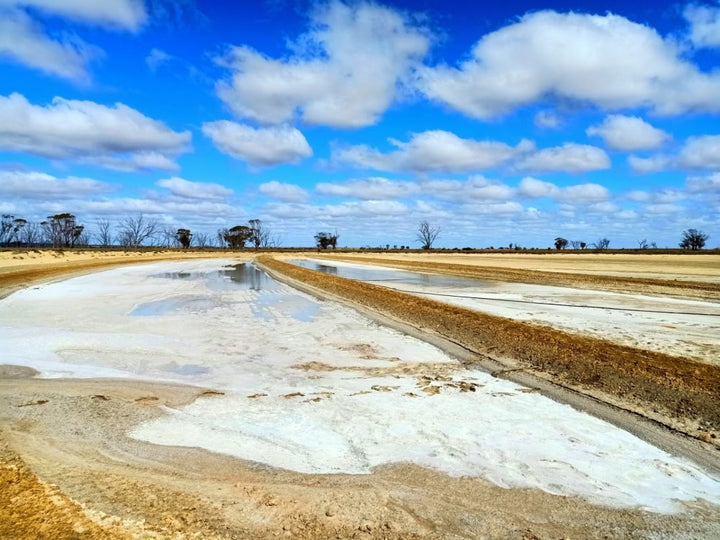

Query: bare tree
left=592, top=238, right=610, bottom=250
left=680, top=229, right=708, bottom=250
left=570, top=240, right=584, bottom=250
left=193, top=232, right=210, bottom=248
left=416, top=220, right=440, bottom=250
left=117, top=215, right=158, bottom=247
left=96, top=219, right=113, bottom=247
left=248, top=219, right=268, bottom=249
left=20, top=221, right=41, bottom=246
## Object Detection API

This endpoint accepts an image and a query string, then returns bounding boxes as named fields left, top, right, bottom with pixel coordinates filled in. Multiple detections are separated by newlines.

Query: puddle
left=134, top=263, right=316, bottom=322
left=221, top=263, right=283, bottom=291
left=293, top=259, right=489, bottom=289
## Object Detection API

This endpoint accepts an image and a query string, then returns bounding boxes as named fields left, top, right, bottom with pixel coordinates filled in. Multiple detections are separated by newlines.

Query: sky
left=0, top=0, right=719, bottom=248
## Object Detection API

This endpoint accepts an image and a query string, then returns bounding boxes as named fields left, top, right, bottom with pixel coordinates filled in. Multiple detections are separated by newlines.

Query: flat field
left=1, top=249, right=719, bottom=539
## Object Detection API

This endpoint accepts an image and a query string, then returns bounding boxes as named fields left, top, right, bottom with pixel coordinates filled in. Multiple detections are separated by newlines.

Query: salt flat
left=1, top=258, right=719, bottom=515
left=298, top=258, right=720, bottom=362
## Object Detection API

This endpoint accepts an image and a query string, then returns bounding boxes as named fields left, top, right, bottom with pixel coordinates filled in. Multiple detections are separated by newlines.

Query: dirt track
left=1, top=249, right=720, bottom=539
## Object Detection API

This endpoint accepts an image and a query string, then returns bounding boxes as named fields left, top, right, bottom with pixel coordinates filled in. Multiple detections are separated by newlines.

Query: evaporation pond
left=293, top=259, right=489, bottom=289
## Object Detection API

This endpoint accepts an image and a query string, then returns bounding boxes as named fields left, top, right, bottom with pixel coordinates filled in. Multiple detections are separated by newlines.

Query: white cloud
left=418, top=11, right=720, bottom=119
left=156, top=177, right=233, bottom=200
left=0, top=93, right=190, bottom=170
left=430, top=176, right=514, bottom=201
left=334, top=130, right=532, bottom=173
left=0, top=8, right=98, bottom=82
left=515, top=143, right=610, bottom=174
left=686, top=172, right=720, bottom=193
left=259, top=181, right=309, bottom=203
left=684, top=2, right=720, bottom=48
left=517, top=177, right=559, bottom=198
left=559, top=183, right=610, bottom=203
left=0, top=170, right=112, bottom=198
left=678, top=135, right=720, bottom=169
left=628, top=154, right=670, bottom=174
left=586, top=115, right=670, bottom=151
left=630, top=134, right=720, bottom=174
left=146, top=48, right=171, bottom=71
left=215, top=1, right=430, bottom=127
left=0, top=0, right=147, bottom=30
left=534, top=110, right=562, bottom=129
left=316, top=177, right=418, bottom=200
left=202, top=121, right=312, bottom=167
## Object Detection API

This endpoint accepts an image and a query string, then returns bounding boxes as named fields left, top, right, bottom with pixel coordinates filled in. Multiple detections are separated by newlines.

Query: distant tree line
left=1, top=214, right=279, bottom=250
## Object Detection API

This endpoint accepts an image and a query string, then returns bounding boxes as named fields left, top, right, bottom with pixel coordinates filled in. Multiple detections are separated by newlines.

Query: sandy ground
left=2, top=249, right=720, bottom=538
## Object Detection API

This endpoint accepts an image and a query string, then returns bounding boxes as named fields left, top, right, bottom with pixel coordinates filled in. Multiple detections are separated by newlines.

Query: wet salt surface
left=1, top=259, right=719, bottom=513
left=296, top=259, right=720, bottom=362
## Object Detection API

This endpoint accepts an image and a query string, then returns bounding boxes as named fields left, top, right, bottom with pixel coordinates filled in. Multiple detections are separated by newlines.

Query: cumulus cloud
left=0, top=93, right=190, bottom=170
left=418, top=11, right=720, bottom=119
left=426, top=176, right=514, bottom=202
left=630, top=134, right=720, bottom=173
left=686, top=172, right=720, bottom=193
left=156, top=177, right=233, bottom=200
left=0, top=169, right=112, bottom=198
left=0, top=0, right=148, bottom=30
left=317, top=177, right=419, bottom=200
left=0, top=8, right=99, bottom=81
left=259, top=181, right=309, bottom=203
left=514, top=143, right=610, bottom=174
left=684, top=2, right=720, bottom=48
left=202, top=121, right=312, bottom=167
left=333, top=130, right=532, bottom=173
left=586, top=115, right=670, bottom=151
left=215, top=1, right=430, bottom=127
left=517, top=177, right=559, bottom=198
left=517, top=177, right=610, bottom=203
left=678, top=135, right=720, bottom=169
left=558, top=183, right=611, bottom=203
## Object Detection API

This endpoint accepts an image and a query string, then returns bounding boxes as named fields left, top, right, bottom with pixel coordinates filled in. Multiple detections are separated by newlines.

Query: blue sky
left=0, top=0, right=719, bottom=248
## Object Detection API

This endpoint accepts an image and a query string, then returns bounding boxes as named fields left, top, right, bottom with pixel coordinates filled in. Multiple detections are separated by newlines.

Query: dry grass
left=259, top=256, right=720, bottom=442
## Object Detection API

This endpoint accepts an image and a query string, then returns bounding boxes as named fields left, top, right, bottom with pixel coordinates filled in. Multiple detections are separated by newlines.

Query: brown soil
left=2, top=250, right=720, bottom=539
left=3, top=376, right=720, bottom=540
left=304, top=253, right=720, bottom=302
left=258, top=256, right=720, bottom=446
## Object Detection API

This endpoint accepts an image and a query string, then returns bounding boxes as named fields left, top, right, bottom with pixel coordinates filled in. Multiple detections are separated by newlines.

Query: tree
left=41, top=213, right=84, bottom=248
left=175, top=228, right=192, bottom=249
left=416, top=220, right=440, bottom=250
left=194, top=232, right=210, bottom=248
left=592, top=238, right=610, bottom=250
left=221, top=225, right=253, bottom=248
left=96, top=219, right=113, bottom=247
left=117, top=215, right=158, bottom=247
left=554, top=237, right=568, bottom=250
left=248, top=219, right=270, bottom=249
left=315, top=231, right=338, bottom=249
left=570, top=240, right=584, bottom=250
left=0, top=215, right=28, bottom=246
left=680, top=229, right=708, bottom=250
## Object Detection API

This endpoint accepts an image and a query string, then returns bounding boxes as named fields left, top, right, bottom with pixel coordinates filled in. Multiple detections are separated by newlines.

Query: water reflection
left=293, top=259, right=487, bottom=290
left=221, top=263, right=281, bottom=291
